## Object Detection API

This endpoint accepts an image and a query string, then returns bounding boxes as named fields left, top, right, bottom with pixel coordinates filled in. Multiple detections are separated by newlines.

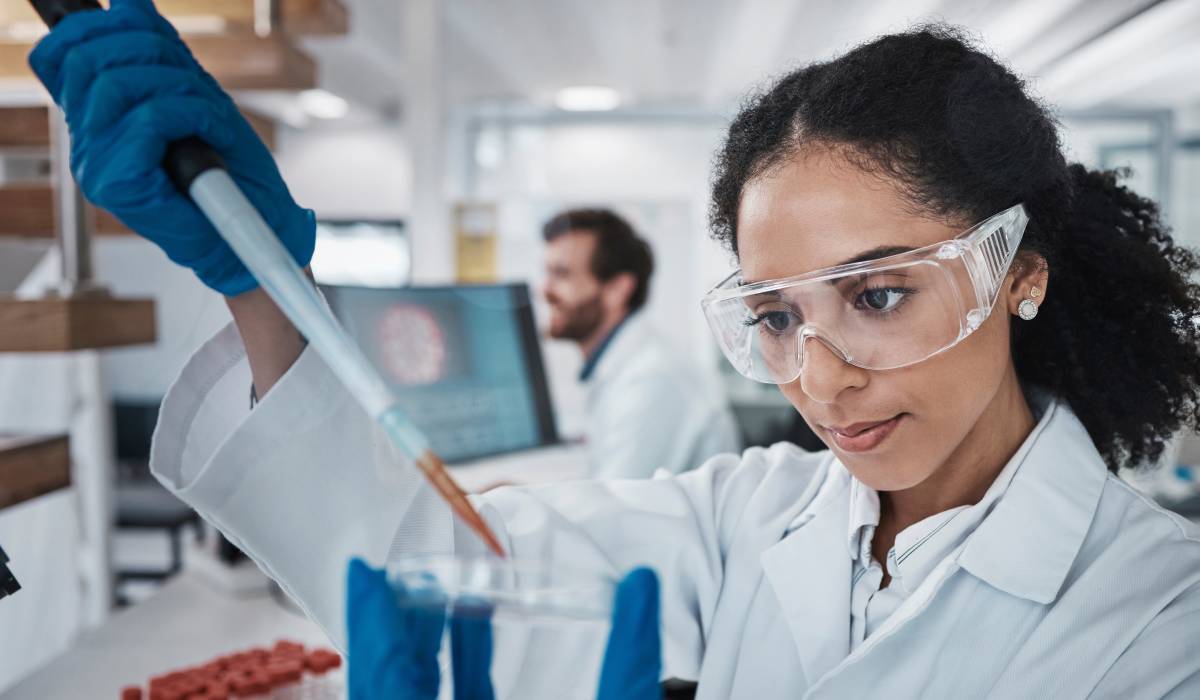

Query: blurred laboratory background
left=1, top=0, right=1199, bottom=696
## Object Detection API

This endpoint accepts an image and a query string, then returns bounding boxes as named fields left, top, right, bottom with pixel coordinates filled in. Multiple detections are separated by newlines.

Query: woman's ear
left=1005, top=252, right=1049, bottom=317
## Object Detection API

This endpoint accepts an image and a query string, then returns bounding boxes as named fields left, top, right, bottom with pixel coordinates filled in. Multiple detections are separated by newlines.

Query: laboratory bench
left=1, top=443, right=590, bottom=699
left=1, top=570, right=333, bottom=699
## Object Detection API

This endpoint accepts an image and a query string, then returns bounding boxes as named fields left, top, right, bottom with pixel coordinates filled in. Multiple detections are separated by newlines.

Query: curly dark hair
left=709, top=25, right=1200, bottom=471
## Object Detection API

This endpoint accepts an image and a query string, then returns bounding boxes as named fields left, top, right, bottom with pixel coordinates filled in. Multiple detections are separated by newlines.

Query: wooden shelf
left=0, top=295, right=156, bottom=351
left=186, top=34, right=316, bottom=90
left=279, top=0, right=349, bottom=35
left=0, top=33, right=316, bottom=90
left=0, top=0, right=349, bottom=37
left=0, top=106, right=51, bottom=148
left=0, top=102, right=275, bottom=238
left=0, top=182, right=55, bottom=237
left=165, top=0, right=350, bottom=35
left=0, top=434, right=70, bottom=511
left=0, top=183, right=133, bottom=238
left=0, top=105, right=277, bottom=151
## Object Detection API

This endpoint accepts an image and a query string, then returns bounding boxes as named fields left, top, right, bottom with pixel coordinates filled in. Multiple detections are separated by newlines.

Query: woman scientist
left=31, top=1, right=1200, bottom=697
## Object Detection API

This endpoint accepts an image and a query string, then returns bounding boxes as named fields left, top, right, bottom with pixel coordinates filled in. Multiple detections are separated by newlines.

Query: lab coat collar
left=578, top=314, right=630, bottom=382
left=846, top=477, right=879, bottom=563
left=956, top=400, right=1108, bottom=604
left=761, top=466, right=853, bottom=686
left=763, top=397, right=1106, bottom=684
left=586, top=311, right=648, bottom=385
left=836, top=396, right=1035, bottom=571
left=882, top=427, right=1026, bottom=597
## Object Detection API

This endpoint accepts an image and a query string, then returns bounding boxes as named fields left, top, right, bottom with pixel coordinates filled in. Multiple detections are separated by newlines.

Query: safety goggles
left=702, top=204, right=1029, bottom=384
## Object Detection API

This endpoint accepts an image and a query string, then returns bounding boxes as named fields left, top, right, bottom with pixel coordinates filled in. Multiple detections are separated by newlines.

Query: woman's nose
left=798, top=335, right=868, bottom=404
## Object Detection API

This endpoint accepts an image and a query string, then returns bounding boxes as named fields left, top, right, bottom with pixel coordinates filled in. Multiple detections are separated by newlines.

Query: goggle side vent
left=979, top=225, right=1016, bottom=287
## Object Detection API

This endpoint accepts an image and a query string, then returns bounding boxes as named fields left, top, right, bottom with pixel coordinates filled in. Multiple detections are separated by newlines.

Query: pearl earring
left=1018, top=288, right=1039, bottom=321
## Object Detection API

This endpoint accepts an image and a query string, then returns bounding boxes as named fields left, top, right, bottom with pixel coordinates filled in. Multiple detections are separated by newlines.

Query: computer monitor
left=320, top=282, right=559, bottom=463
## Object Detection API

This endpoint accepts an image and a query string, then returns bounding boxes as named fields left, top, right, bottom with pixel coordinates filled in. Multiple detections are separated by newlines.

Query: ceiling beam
left=980, top=0, right=1087, bottom=63
left=442, top=0, right=538, bottom=98
left=700, top=0, right=826, bottom=107
left=1010, top=0, right=1164, bottom=76
left=1035, top=0, right=1199, bottom=105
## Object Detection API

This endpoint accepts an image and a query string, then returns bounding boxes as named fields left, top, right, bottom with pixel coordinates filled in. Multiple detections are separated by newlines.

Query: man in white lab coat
left=540, top=209, right=740, bottom=479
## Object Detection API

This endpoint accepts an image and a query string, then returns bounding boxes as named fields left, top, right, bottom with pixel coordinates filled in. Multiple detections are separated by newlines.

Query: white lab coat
left=581, top=312, right=741, bottom=479
left=152, top=323, right=1200, bottom=699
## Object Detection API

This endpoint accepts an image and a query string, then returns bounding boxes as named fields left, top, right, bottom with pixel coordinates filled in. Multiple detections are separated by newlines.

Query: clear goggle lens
left=702, top=204, right=1028, bottom=384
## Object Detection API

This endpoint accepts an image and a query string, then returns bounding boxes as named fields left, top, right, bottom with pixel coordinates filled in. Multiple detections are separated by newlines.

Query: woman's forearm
left=225, top=280, right=308, bottom=398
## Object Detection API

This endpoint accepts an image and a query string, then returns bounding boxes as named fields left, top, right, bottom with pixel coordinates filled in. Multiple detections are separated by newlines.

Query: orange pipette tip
left=415, top=451, right=507, bottom=558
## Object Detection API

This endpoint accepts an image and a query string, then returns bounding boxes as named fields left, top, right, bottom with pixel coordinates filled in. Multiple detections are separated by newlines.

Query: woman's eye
left=856, top=287, right=912, bottom=312
left=745, top=310, right=798, bottom=334
left=763, top=312, right=794, bottom=332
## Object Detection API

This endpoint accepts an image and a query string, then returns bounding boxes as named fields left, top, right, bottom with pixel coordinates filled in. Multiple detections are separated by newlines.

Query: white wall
left=275, top=121, right=412, bottom=220
left=1059, top=111, right=1200, bottom=247
left=1173, top=104, right=1200, bottom=248
left=0, top=240, right=51, bottom=294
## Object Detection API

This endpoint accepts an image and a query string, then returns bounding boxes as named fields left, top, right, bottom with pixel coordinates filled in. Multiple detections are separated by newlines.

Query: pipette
left=29, top=0, right=506, bottom=558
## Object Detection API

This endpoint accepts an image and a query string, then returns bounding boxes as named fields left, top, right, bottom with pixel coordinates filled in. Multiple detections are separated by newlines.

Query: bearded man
left=541, top=208, right=741, bottom=479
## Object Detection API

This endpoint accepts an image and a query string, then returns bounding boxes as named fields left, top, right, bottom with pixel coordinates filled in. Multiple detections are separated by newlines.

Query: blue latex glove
left=347, top=558, right=446, bottom=699
left=28, top=0, right=315, bottom=296
left=596, top=567, right=662, bottom=700
left=346, top=558, right=662, bottom=700
left=448, top=604, right=497, bottom=700
left=346, top=558, right=497, bottom=700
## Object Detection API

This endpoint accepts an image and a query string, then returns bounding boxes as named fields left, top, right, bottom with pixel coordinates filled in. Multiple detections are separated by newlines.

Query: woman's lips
left=824, top=415, right=904, bottom=453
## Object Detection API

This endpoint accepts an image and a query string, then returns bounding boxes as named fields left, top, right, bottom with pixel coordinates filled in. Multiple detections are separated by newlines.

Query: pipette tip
left=415, top=451, right=507, bottom=559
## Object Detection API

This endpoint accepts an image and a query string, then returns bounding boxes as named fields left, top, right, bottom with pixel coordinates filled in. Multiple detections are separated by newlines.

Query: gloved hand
left=346, top=558, right=446, bottom=699
left=345, top=559, right=662, bottom=700
left=28, top=0, right=315, bottom=296
left=346, top=558, right=497, bottom=700
left=596, top=567, right=662, bottom=700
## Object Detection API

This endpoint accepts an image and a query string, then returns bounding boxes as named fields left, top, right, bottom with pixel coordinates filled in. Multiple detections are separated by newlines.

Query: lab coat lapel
left=957, top=402, right=1106, bottom=604
left=587, top=313, right=645, bottom=387
left=760, top=472, right=852, bottom=687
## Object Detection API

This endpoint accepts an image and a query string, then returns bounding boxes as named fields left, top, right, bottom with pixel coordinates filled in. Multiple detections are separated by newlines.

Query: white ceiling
left=302, top=0, right=1200, bottom=119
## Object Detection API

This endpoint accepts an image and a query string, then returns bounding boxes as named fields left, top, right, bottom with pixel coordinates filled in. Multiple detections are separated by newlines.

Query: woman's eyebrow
left=740, top=245, right=917, bottom=288
left=743, top=290, right=781, bottom=304
left=824, top=245, right=919, bottom=290
left=835, top=245, right=916, bottom=267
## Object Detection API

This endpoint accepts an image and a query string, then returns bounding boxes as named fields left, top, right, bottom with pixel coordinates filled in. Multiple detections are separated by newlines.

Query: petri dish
left=387, top=554, right=615, bottom=623
left=387, top=554, right=617, bottom=699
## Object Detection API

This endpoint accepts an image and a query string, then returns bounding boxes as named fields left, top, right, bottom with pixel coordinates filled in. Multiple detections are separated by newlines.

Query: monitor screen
left=321, top=283, right=559, bottom=463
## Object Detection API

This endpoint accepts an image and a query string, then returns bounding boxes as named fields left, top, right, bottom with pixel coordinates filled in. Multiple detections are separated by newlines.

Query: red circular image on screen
left=377, top=304, right=447, bottom=385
